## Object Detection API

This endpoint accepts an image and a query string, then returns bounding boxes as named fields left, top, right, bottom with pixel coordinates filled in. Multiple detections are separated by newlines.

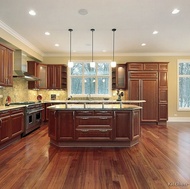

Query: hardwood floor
left=0, top=123, right=190, bottom=189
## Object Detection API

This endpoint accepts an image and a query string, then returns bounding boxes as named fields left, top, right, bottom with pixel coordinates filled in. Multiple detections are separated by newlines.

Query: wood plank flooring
left=0, top=123, right=190, bottom=189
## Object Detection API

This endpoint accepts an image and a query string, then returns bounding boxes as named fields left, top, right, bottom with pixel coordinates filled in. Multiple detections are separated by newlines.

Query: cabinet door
left=116, top=64, right=126, bottom=89
left=48, top=110, right=57, bottom=140
left=11, top=112, right=24, bottom=137
left=28, top=61, right=39, bottom=89
left=47, top=65, right=61, bottom=89
left=54, top=65, right=62, bottom=89
left=5, top=49, right=13, bottom=86
left=37, top=64, right=47, bottom=89
left=141, top=79, right=158, bottom=122
left=57, top=111, right=74, bottom=141
left=114, top=111, right=131, bottom=141
left=0, top=45, right=6, bottom=86
left=0, top=115, right=11, bottom=143
left=128, top=79, right=140, bottom=100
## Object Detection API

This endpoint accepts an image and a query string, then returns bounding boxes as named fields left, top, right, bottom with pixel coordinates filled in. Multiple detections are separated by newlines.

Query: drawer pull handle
left=99, top=129, right=108, bottom=132
left=80, top=129, right=89, bottom=132
left=81, top=117, right=89, bottom=120
left=99, top=117, right=108, bottom=120
left=0, top=118, right=2, bottom=125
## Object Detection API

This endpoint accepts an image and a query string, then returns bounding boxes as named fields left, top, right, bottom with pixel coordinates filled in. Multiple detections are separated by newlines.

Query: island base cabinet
left=114, top=110, right=140, bottom=145
left=48, top=109, right=141, bottom=147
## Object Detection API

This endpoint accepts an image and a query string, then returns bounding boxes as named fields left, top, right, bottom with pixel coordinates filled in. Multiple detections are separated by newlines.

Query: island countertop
left=47, top=104, right=142, bottom=110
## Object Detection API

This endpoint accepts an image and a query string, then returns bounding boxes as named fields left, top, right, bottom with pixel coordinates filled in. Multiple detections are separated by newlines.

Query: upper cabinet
left=112, top=64, right=126, bottom=89
left=0, top=44, right=13, bottom=87
left=27, top=61, right=47, bottom=89
left=27, top=62, right=67, bottom=90
left=47, top=65, right=67, bottom=90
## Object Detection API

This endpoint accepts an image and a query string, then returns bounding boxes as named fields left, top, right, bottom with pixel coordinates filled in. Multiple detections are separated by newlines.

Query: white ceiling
left=1, top=0, right=190, bottom=57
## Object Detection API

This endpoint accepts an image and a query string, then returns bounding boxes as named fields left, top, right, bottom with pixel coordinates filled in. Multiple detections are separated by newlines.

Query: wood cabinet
left=0, top=44, right=13, bottom=87
left=112, top=64, right=126, bottom=89
left=48, top=108, right=141, bottom=147
left=75, top=110, right=113, bottom=141
left=115, top=110, right=141, bottom=142
left=47, top=65, right=61, bottom=89
left=27, top=61, right=47, bottom=89
left=127, top=62, right=168, bottom=125
left=0, top=108, right=24, bottom=149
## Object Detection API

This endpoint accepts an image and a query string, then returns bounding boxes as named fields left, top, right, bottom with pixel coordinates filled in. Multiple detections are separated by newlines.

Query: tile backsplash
left=0, top=78, right=127, bottom=105
left=0, top=78, right=67, bottom=105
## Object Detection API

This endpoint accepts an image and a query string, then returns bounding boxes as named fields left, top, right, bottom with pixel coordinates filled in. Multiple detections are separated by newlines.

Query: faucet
left=87, top=94, right=91, bottom=100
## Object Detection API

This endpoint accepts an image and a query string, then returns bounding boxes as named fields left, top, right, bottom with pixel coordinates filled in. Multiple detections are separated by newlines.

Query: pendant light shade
left=90, top=28, right=95, bottom=68
left=68, top=29, right=73, bottom=68
left=111, top=28, right=116, bottom=68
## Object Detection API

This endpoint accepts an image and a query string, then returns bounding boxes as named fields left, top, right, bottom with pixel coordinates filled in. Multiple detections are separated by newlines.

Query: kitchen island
left=48, top=101, right=143, bottom=147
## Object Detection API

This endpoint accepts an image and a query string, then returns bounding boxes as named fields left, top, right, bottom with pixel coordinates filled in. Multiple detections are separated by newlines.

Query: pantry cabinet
left=127, top=62, right=168, bottom=125
left=0, top=44, right=13, bottom=87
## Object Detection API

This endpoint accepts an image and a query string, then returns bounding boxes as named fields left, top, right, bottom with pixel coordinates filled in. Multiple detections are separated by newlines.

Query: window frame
left=67, top=61, right=112, bottom=98
left=177, top=59, right=190, bottom=111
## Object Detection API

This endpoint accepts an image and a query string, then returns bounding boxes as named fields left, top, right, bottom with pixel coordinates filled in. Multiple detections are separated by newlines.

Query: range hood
left=13, top=50, right=40, bottom=81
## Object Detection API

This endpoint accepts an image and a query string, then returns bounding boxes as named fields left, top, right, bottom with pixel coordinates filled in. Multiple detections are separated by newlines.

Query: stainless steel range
left=10, top=102, right=43, bottom=136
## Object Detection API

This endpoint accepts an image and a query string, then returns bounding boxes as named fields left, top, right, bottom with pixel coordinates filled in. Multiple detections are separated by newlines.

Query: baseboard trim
left=168, top=117, right=190, bottom=122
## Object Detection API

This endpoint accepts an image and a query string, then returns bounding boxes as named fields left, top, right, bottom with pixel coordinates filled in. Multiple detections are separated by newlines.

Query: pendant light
left=68, top=29, right=73, bottom=68
left=90, top=28, right=95, bottom=68
left=111, top=28, right=117, bottom=68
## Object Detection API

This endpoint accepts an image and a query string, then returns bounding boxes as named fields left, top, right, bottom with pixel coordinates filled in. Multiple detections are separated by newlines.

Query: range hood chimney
left=13, top=50, right=40, bottom=81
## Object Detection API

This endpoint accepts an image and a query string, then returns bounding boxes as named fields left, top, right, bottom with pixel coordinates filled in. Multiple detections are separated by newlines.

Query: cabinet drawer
left=127, top=63, right=143, bottom=70
left=10, top=108, right=24, bottom=114
left=144, top=63, right=158, bottom=70
left=75, top=116, right=113, bottom=128
left=75, top=110, right=94, bottom=116
left=75, top=128, right=112, bottom=141
left=129, top=71, right=158, bottom=79
left=94, top=110, right=113, bottom=116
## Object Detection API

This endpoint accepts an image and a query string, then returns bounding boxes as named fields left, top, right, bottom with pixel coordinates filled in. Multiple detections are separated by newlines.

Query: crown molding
left=43, top=52, right=190, bottom=57
left=0, top=20, right=44, bottom=56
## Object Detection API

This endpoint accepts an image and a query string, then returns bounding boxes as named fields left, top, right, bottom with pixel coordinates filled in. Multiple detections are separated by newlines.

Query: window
left=68, top=62, right=111, bottom=97
left=178, top=60, right=190, bottom=110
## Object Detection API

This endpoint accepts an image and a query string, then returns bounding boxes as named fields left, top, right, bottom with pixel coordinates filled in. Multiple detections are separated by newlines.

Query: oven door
left=35, top=111, right=42, bottom=125
left=26, top=112, right=35, bottom=130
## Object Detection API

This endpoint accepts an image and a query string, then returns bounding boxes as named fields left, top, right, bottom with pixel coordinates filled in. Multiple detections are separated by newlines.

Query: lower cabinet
left=48, top=109, right=141, bottom=147
left=0, top=108, right=24, bottom=149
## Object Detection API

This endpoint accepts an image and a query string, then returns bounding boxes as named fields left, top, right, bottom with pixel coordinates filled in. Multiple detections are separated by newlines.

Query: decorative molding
left=43, top=52, right=190, bottom=57
left=168, top=117, right=190, bottom=122
left=0, top=20, right=43, bottom=56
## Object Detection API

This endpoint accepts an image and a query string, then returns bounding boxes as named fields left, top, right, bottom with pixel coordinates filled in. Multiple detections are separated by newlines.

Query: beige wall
left=43, top=55, right=190, bottom=119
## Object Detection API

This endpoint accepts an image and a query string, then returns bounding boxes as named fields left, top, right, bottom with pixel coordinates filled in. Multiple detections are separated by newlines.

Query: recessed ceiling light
left=29, top=10, right=36, bottom=16
left=141, top=43, right=146, bottom=46
left=55, top=44, right=59, bottom=47
left=153, top=30, right=158, bottom=35
left=172, top=9, right=180, bottom=14
left=102, top=50, right=107, bottom=52
left=45, top=32, right=50, bottom=35
left=78, top=9, right=88, bottom=15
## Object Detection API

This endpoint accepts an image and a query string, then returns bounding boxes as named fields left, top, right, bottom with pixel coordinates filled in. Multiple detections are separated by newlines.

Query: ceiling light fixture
left=55, top=43, right=59, bottom=47
left=152, top=30, right=158, bottom=35
left=141, top=43, right=146, bottom=46
left=172, top=9, right=180, bottom=14
left=68, top=29, right=73, bottom=68
left=29, top=10, right=36, bottom=16
left=90, top=29, right=95, bottom=68
left=111, top=28, right=117, bottom=68
left=45, top=32, right=50, bottom=35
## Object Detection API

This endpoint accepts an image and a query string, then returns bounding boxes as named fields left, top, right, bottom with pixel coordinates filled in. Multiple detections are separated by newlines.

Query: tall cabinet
left=127, top=62, right=168, bottom=125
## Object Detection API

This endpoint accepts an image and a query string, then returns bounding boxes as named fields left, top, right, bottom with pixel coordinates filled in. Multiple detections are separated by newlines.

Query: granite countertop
left=43, top=100, right=146, bottom=104
left=47, top=104, right=142, bottom=110
left=0, top=105, right=26, bottom=112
